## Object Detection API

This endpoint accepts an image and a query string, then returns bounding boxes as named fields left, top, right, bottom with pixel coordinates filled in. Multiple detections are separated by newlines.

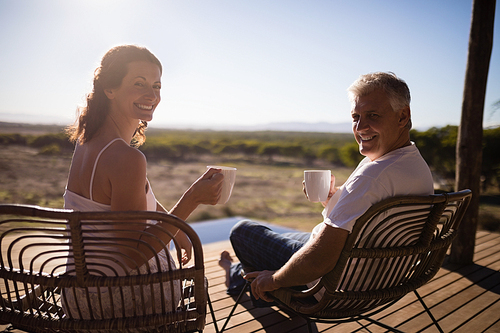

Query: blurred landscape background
left=1, top=122, right=499, bottom=233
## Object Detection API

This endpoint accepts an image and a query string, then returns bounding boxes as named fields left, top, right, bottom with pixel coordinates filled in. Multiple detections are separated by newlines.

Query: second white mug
left=304, top=170, right=331, bottom=202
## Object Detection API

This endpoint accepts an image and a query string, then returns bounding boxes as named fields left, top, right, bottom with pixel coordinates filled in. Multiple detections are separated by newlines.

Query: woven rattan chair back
left=0, top=205, right=208, bottom=333
left=270, top=189, right=472, bottom=332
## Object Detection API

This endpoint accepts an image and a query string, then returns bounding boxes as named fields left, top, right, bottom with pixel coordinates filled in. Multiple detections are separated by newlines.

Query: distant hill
left=152, top=121, right=353, bottom=133
left=0, top=116, right=353, bottom=134
left=0, top=122, right=66, bottom=135
left=0, top=113, right=71, bottom=126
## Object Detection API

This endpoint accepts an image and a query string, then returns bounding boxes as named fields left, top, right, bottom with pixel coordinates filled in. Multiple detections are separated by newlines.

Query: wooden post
left=451, top=0, right=496, bottom=264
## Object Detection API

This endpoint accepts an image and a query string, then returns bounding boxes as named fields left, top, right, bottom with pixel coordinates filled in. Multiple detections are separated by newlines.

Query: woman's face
left=105, top=60, right=162, bottom=122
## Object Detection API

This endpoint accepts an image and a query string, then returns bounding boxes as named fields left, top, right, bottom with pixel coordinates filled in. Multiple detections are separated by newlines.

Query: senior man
left=219, top=72, right=434, bottom=303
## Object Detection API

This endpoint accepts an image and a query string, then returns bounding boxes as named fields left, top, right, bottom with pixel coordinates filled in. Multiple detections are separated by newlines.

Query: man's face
left=351, top=88, right=410, bottom=161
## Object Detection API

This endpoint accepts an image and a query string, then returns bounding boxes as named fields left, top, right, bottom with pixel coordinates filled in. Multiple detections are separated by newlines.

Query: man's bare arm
left=246, top=223, right=349, bottom=301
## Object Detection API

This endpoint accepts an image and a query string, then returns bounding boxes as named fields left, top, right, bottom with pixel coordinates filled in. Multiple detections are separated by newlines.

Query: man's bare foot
left=219, top=251, right=233, bottom=288
left=219, top=251, right=233, bottom=270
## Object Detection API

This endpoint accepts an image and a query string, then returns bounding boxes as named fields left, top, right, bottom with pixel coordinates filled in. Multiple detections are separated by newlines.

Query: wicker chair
left=223, top=190, right=472, bottom=333
left=0, top=204, right=217, bottom=333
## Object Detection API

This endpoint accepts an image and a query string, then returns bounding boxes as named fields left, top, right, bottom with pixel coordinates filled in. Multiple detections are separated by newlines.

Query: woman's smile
left=135, top=103, right=154, bottom=110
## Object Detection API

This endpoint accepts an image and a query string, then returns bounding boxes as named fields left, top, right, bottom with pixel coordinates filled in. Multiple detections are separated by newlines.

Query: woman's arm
left=155, top=168, right=223, bottom=264
left=168, top=168, right=224, bottom=221
left=156, top=201, right=192, bottom=264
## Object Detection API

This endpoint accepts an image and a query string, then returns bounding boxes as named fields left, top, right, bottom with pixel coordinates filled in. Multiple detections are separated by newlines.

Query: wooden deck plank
left=437, top=284, right=500, bottom=332
left=481, top=317, right=500, bottom=333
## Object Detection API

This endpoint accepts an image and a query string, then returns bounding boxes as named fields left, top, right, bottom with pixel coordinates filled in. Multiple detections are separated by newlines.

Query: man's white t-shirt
left=311, top=142, right=434, bottom=238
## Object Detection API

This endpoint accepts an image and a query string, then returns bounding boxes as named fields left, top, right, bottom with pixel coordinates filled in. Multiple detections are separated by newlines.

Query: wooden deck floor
left=202, top=230, right=500, bottom=333
left=1, top=230, right=499, bottom=332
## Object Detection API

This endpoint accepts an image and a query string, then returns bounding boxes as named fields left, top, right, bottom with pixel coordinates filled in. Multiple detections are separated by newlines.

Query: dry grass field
left=1, top=123, right=499, bottom=233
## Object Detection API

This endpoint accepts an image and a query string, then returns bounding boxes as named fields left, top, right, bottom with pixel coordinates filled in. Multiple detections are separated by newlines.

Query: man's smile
left=359, top=135, right=376, bottom=142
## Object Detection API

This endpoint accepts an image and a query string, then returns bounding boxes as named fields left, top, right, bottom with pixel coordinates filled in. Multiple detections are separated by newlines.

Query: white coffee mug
left=304, top=170, right=331, bottom=202
left=207, top=166, right=237, bottom=204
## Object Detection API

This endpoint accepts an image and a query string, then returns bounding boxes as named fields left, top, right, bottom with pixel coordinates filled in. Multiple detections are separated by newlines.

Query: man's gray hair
left=347, top=72, right=412, bottom=129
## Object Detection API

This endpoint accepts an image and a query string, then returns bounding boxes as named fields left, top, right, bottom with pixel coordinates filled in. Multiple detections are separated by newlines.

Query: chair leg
left=219, top=280, right=251, bottom=333
left=414, top=290, right=444, bottom=333
left=207, top=290, right=220, bottom=333
left=306, top=318, right=313, bottom=333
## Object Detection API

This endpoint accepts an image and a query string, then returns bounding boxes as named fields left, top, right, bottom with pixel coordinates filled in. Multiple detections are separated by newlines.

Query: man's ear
left=399, top=106, right=411, bottom=128
left=104, top=88, right=115, bottom=100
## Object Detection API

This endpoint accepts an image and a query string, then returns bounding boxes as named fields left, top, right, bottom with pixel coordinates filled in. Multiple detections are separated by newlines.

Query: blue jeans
left=227, top=220, right=311, bottom=304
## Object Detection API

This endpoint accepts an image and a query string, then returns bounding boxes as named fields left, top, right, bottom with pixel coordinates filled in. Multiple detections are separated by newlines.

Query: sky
left=0, top=0, right=499, bottom=131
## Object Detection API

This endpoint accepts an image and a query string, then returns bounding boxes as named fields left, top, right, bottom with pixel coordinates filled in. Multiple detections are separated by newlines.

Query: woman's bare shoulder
left=101, top=140, right=147, bottom=175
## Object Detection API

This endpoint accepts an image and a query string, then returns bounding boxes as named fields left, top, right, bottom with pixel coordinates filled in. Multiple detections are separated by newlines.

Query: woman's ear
left=104, top=88, right=115, bottom=100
